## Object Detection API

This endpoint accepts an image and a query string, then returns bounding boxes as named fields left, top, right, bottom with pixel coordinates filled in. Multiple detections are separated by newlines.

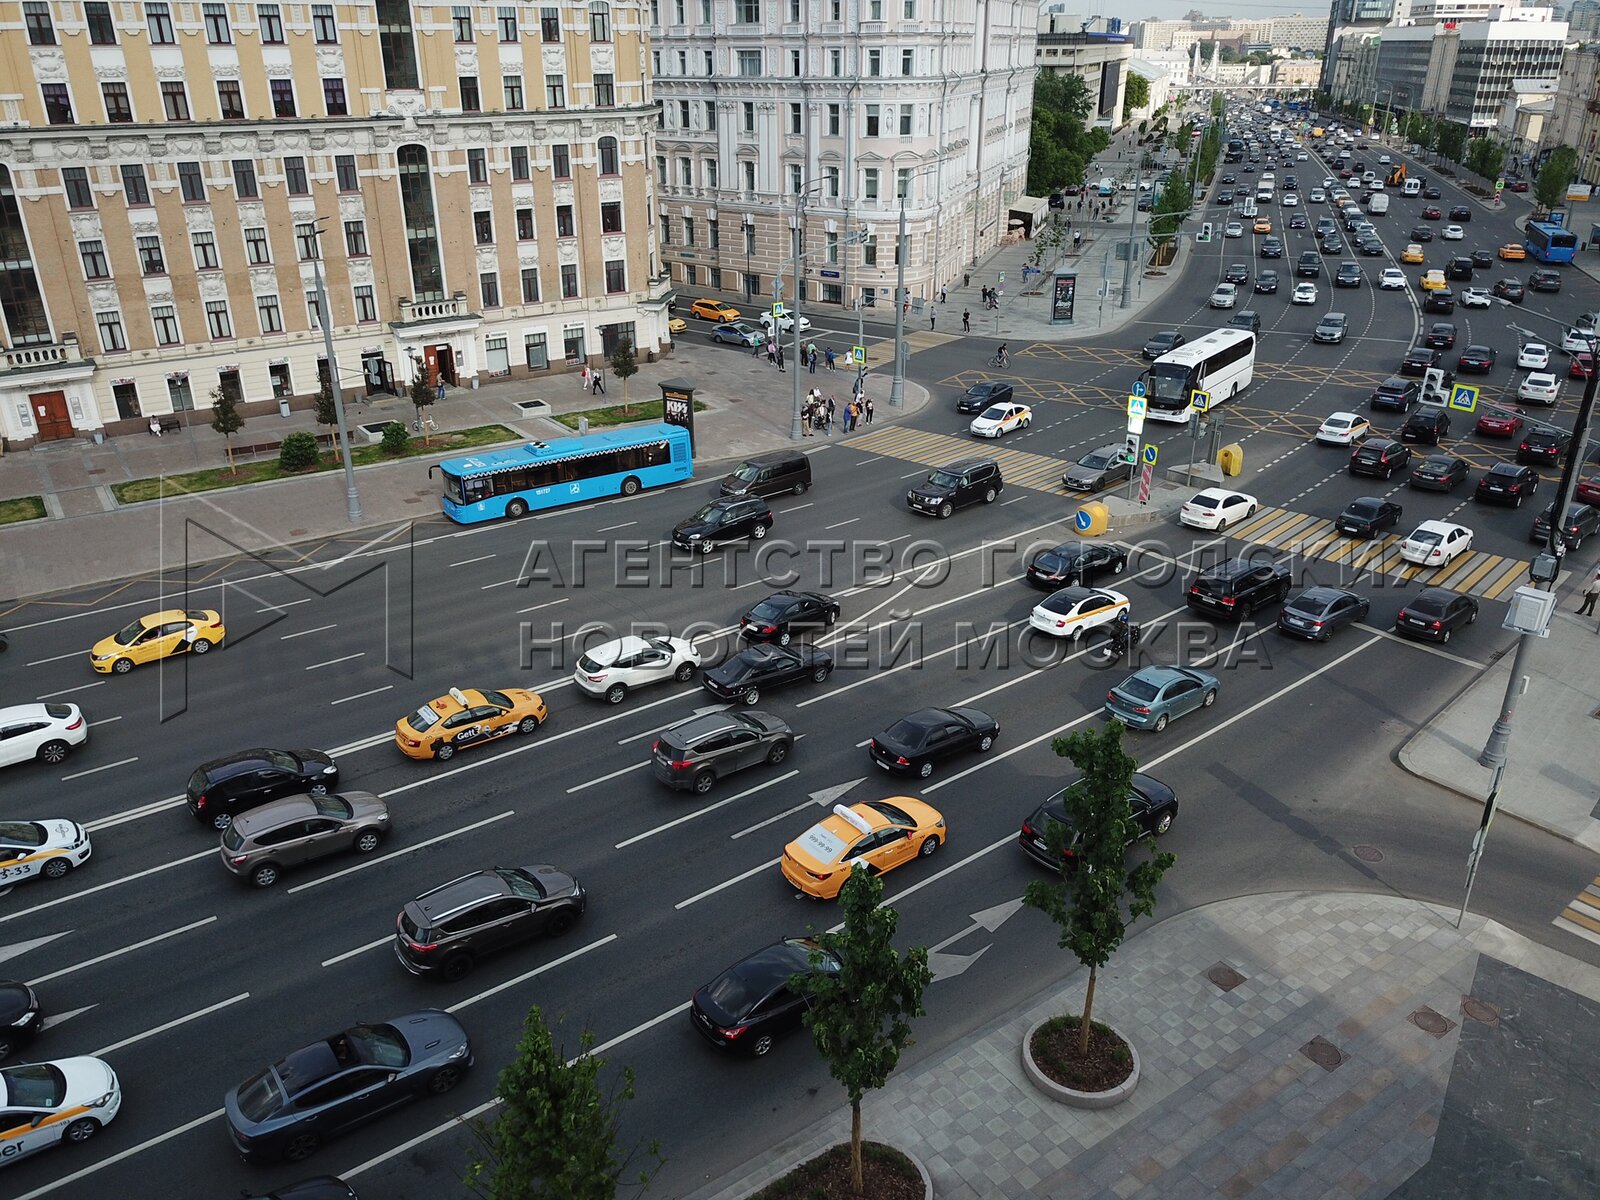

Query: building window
left=825, top=230, right=837, bottom=263
left=520, top=268, right=540, bottom=302
left=684, top=216, right=695, bottom=245
left=271, top=80, right=297, bottom=118
left=205, top=301, right=233, bottom=339
left=137, top=235, right=166, bottom=275
left=151, top=305, right=181, bottom=345
left=167, top=374, right=194, bottom=410
left=354, top=285, right=377, bottom=322
left=516, top=207, right=535, bottom=239
left=102, top=83, right=133, bottom=124
left=788, top=0, right=798, bottom=18
left=788, top=103, right=801, bottom=134
left=706, top=218, right=718, bottom=249
left=497, top=5, right=517, bottom=39
left=96, top=310, right=126, bottom=352
left=294, top=223, right=320, bottom=260
left=590, top=1, right=611, bottom=40
left=656, top=155, right=666, bottom=186
left=42, top=84, right=74, bottom=126
left=330, top=155, right=357, bottom=192
left=122, top=164, right=149, bottom=205
left=192, top=230, right=219, bottom=270
left=232, top=159, right=258, bottom=198
left=600, top=200, right=622, bottom=233
left=480, top=271, right=500, bottom=307
left=460, top=76, right=480, bottom=112
left=474, top=211, right=493, bottom=244
left=525, top=330, right=548, bottom=368
left=452, top=5, right=472, bottom=40
left=257, top=294, right=282, bottom=333
left=541, top=5, right=560, bottom=40
left=398, top=143, right=444, bottom=301
left=788, top=164, right=802, bottom=194
left=245, top=227, right=271, bottom=264
left=306, top=290, right=322, bottom=329
left=902, top=48, right=913, bottom=75
left=284, top=157, right=309, bottom=195
left=660, top=214, right=671, bottom=244
left=896, top=167, right=911, bottom=199
left=831, top=47, right=842, bottom=76
left=312, top=3, right=337, bottom=42
left=161, top=81, right=190, bottom=121
left=24, top=1, right=54, bottom=45
left=604, top=259, right=626, bottom=293
left=560, top=264, right=579, bottom=298
left=703, top=48, right=713, bottom=73
left=178, top=161, right=206, bottom=202
left=63, top=168, right=93, bottom=209
left=864, top=168, right=879, bottom=200
left=218, top=81, right=245, bottom=120
left=899, top=105, right=912, bottom=135
left=744, top=223, right=756, bottom=254
left=677, top=99, right=690, bottom=128
left=86, top=2, right=117, bottom=44
left=511, top=145, right=530, bottom=179
left=467, top=147, right=488, bottom=183
left=598, top=136, right=619, bottom=175
left=546, top=75, right=566, bottom=108
left=323, top=78, right=348, bottom=116
left=503, top=75, right=524, bottom=109
left=111, top=381, right=141, bottom=418
left=867, top=49, right=881, bottom=76
left=544, top=144, right=571, bottom=181
left=705, top=99, right=717, bottom=130
left=903, top=0, right=914, bottom=14
left=258, top=2, right=284, bottom=41
left=868, top=0, right=881, bottom=15
left=827, top=103, right=840, bottom=135
left=791, top=48, right=800, bottom=76
left=145, top=2, right=174, bottom=42
left=705, top=159, right=718, bottom=188
left=738, top=50, right=761, bottom=76
left=863, top=232, right=876, bottom=266
left=556, top=204, right=575, bottom=237
left=595, top=74, right=614, bottom=106
left=742, top=101, right=755, bottom=131
left=345, top=219, right=367, bottom=256
left=824, top=165, right=839, bottom=197
left=736, top=0, right=758, bottom=21
left=679, top=157, right=692, bottom=186
left=865, top=105, right=879, bottom=137
left=203, top=2, right=230, bottom=42
left=376, top=0, right=421, bottom=90
left=742, top=160, right=756, bottom=190
left=79, top=241, right=110, bottom=279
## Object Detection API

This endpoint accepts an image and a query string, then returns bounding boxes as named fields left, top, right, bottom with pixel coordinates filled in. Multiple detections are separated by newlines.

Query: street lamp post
left=311, top=224, right=362, bottom=525
left=889, top=196, right=908, bottom=409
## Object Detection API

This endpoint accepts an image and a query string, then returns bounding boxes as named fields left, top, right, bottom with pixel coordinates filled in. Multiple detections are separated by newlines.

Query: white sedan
left=1316, top=411, right=1372, bottom=445
left=1518, top=372, right=1561, bottom=406
left=1224, top=222, right=1245, bottom=239
left=1379, top=268, right=1408, bottom=290
left=0, top=1056, right=122, bottom=1163
left=573, top=635, right=702, bottom=704
left=0, top=704, right=86, bottom=769
left=1282, top=193, right=1299, bottom=206
left=1460, top=288, right=1492, bottom=309
left=1210, top=283, right=1238, bottom=309
left=1398, top=520, right=1474, bottom=567
left=969, top=402, right=1032, bottom=438
left=0, top=819, right=92, bottom=885
left=1442, top=224, right=1465, bottom=240
left=1517, top=342, right=1551, bottom=370
left=1179, top=488, right=1260, bottom=531
left=1029, top=587, right=1130, bottom=641
left=1309, top=189, right=1326, bottom=202
left=758, top=310, right=812, bottom=334
left=1291, top=282, right=1318, bottom=305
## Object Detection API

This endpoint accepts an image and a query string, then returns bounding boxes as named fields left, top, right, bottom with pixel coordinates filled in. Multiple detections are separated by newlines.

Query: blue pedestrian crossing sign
left=1191, top=389, right=1211, bottom=413
left=1143, top=444, right=1159, bottom=465
left=1448, top=384, right=1479, bottom=413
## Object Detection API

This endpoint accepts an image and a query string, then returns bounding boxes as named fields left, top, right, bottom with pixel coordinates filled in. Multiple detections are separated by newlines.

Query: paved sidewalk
left=686, top=891, right=1600, bottom=1200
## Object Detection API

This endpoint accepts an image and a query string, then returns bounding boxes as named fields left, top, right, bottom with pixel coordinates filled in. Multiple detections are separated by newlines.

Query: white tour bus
left=1140, top=328, right=1257, bottom=423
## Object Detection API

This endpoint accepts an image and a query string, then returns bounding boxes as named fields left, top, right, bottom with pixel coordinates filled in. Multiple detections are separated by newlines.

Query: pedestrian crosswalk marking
left=1554, top=879, right=1600, bottom=948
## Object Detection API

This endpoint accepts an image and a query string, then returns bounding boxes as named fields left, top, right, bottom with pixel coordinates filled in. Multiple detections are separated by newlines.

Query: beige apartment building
left=0, top=0, right=664, bottom=446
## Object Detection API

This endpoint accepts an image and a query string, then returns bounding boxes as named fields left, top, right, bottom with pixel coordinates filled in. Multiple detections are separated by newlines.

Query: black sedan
left=1410, top=226, right=1435, bottom=243
left=1424, top=322, right=1457, bottom=350
left=1474, top=463, right=1540, bottom=507
left=1260, top=238, right=1284, bottom=259
left=1394, top=588, right=1479, bottom=645
left=1470, top=249, right=1494, bottom=268
left=1400, top=346, right=1441, bottom=376
left=690, top=937, right=839, bottom=1057
left=1335, top=262, right=1363, bottom=288
left=739, top=590, right=839, bottom=645
left=1254, top=271, right=1279, bottom=294
left=701, top=643, right=832, bottom=704
left=1449, top=205, right=1472, bottom=221
left=1019, top=774, right=1178, bottom=872
left=1336, top=497, right=1403, bottom=538
left=1141, top=330, right=1186, bottom=360
left=1492, top=278, right=1525, bottom=303
left=868, top=706, right=999, bottom=778
left=1224, top=263, right=1250, bottom=284
left=1277, top=587, right=1371, bottom=642
left=1423, top=186, right=1442, bottom=199
left=1026, top=541, right=1128, bottom=588
left=1359, top=237, right=1386, bottom=257
left=956, top=381, right=1014, bottom=414
left=1409, top=454, right=1470, bottom=492
left=1456, top=345, right=1496, bottom=373
left=1517, top=428, right=1570, bottom=466
left=0, top=980, right=42, bottom=1060
left=224, top=1012, right=472, bottom=1163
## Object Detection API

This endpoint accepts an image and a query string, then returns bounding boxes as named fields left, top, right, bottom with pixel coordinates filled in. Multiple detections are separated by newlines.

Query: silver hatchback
left=220, top=791, right=389, bottom=887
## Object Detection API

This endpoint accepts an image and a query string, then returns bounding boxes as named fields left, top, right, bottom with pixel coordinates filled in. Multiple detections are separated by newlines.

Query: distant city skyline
left=1120, top=4, right=1330, bottom=19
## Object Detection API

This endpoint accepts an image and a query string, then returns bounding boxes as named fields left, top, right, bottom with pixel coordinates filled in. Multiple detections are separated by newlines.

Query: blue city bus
left=434, top=422, right=693, bottom=523
left=1525, top=221, right=1578, bottom=264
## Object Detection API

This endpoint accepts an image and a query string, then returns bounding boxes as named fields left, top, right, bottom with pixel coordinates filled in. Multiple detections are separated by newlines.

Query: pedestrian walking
left=752, top=335, right=764, bottom=358
left=766, top=339, right=776, bottom=365
left=1580, top=568, right=1600, bottom=616
left=940, top=286, right=948, bottom=305
left=591, top=368, right=605, bottom=395
left=963, top=309, right=971, bottom=331
left=963, top=272, right=971, bottom=287
left=864, top=398, right=874, bottom=425
left=825, top=395, right=836, bottom=433
left=808, top=343, right=818, bottom=373
left=825, top=346, right=836, bottom=371
left=776, top=342, right=785, bottom=372
left=929, top=307, right=936, bottom=331
left=581, top=365, right=592, bottom=391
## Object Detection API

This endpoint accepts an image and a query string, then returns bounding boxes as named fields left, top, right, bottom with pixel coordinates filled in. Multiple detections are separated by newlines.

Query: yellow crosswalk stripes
left=1555, top=878, right=1600, bottom=948
left=849, top=426, right=1068, bottom=492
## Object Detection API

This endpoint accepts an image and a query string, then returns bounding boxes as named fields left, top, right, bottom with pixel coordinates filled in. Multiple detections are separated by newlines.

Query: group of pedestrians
left=801, top=388, right=872, bottom=436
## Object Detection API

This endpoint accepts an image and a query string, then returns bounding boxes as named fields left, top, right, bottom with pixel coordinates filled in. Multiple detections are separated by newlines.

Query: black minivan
left=720, top=451, right=811, bottom=499
left=186, top=747, right=340, bottom=829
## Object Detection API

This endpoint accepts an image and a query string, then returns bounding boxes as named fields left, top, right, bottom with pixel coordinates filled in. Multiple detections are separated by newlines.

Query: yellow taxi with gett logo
left=780, top=799, right=946, bottom=899
left=89, top=609, right=224, bottom=674
left=394, top=686, right=547, bottom=761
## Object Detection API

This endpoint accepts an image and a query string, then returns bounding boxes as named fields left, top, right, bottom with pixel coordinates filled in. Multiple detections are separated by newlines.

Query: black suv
left=1185, top=558, right=1291, bottom=621
left=956, top=381, right=1014, bottom=414
left=1445, top=257, right=1474, bottom=281
left=907, top=458, right=1002, bottom=517
left=1349, top=438, right=1412, bottom=480
left=186, top=748, right=339, bottom=830
left=739, top=590, right=840, bottom=644
left=1296, top=251, right=1322, bottom=277
left=1141, top=330, right=1186, bottom=360
left=1229, top=310, right=1263, bottom=334
left=1019, top=774, right=1178, bottom=871
left=1399, top=406, right=1450, bottom=443
left=672, top=497, right=774, bottom=553
left=1517, top=428, right=1570, bottom=466
left=395, top=865, right=587, bottom=980
left=1423, top=289, right=1456, bottom=314
left=1474, top=463, right=1539, bottom=507
left=1334, top=262, right=1363, bottom=288
left=1370, top=376, right=1420, bottom=413
left=1531, top=504, right=1599, bottom=549
left=652, top=710, right=794, bottom=793
left=1528, top=268, right=1562, bottom=294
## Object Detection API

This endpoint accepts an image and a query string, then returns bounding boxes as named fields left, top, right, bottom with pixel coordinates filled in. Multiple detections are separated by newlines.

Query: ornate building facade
left=0, top=0, right=665, bottom=446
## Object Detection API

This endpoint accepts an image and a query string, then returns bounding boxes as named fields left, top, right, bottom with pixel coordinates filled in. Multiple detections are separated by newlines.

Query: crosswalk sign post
left=1449, top=384, right=1479, bottom=413
left=1190, top=389, right=1211, bottom=414
left=852, top=345, right=865, bottom=366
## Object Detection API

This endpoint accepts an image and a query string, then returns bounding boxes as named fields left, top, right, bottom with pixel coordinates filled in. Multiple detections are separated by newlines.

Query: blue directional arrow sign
left=1449, top=384, right=1479, bottom=413
left=1073, top=508, right=1094, bottom=532
left=1131, top=381, right=1147, bottom=398
left=1143, top=444, right=1159, bottom=465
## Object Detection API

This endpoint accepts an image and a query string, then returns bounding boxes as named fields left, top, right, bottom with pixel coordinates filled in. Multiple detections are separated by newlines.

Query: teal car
left=1104, top=666, right=1219, bottom=732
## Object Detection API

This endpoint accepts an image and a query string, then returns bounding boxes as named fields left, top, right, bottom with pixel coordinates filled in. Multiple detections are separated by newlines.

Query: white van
left=1401, top=178, right=1422, bottom=197
left=1256, top=188, right=1275, bottom=204
left=1367, top=193, right=1390, bottom=216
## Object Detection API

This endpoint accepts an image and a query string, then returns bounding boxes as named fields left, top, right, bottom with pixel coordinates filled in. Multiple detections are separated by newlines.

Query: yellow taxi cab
left=1420, top=269, right=1447, bottom=291
left=689, top=298, right=740, bottom=322
left=1252, top=216, right=1272, bottom=235
left=780, top=798, right=946, bottom=899
left=89, top=609, right=224, bottom=674
left=1498, top=242, right=1526, bottom=261
left=394, top=686, right=547, bottom=761
left=668, top=316, right=687, bottom=334
left=1400, top=244, right=1425, bottom=264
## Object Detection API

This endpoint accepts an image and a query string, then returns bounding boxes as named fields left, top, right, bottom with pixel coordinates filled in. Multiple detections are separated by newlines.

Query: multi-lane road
left=4, top=130, right=1600, bottom=1200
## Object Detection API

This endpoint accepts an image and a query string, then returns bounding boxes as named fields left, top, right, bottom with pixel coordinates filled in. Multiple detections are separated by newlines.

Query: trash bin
left=278, top=397, right=291, bottom=418
left=1218, top=444, right=1244, bottom=477
left=1074, top=502, right=1110, bottom=537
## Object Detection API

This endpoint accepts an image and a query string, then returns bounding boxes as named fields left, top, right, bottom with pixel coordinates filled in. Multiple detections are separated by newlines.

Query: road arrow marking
left=929, top=897, right=1026, bottom=953
left=729, top=777, right=866, bottom=841
left=810, top=778, right=867, bottom=808
left=929, top=945, right=990, bottom=981
left=0, top=931, right=73, bottom=966
left=40, top=1005, right=95, bottom=1032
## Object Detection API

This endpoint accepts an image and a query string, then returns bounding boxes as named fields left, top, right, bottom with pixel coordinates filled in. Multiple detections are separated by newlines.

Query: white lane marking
left=256, top=597, right=313, bottom=613
left=27, top=916, right=217, bottom=987
left=323, top=933, right=395, bottom=968
left=1002, top=496, right=1027, bottom=506
left=305, top=652, right=364, bottom=670
left=1355, top=622, right=1486, bottom=669
left=445, top=933, right=620, bottom=1013
left=332, top=685, right=395, bottom=706
left=615, top=771, right=800, bottom=849
left=0, top=848, right=215, bottom=926
left=86, top=794, right=187, bottom=831
left=566, top=761, right=651, bottom=795
left=287, top=811, right=516, bottom=894
left=824, top=517, right=861, bottom=530
left=280, top=623, right=338, bottom=640
left=596, top=521, right=637, bottom=533
left=777, top=503, right=814, bottom=514
left=37, top=681, right=104, bottom=699
left=24, top=650, right=86, bottom=666
left=10, top=1107, right=226, bottom=1200
left=59, top=757, right=137, bottom=781
left=86, top=716, right=122, bottom=727
left=449, top=553, right=498, bottom=567
left=39, top=1004, right=95, bottom=1032
left=92, top=992, right=249, bottom=1058
left=900, top=469, right=925, bottom=479
left=674, top=858, right=781, bottom=910
left=516, top=597, right=571, bottom=615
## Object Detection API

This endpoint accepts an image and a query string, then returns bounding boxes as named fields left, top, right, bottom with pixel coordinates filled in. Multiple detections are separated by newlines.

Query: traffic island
left=1077, top=482, right=1188, bottom=535
left=1022, top=1014, right=1141, bottom=1110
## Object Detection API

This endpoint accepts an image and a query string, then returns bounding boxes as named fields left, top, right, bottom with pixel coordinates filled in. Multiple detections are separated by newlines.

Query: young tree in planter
left=791, top=864, right=932, bottom=1198
left=209, top=379, right=245, bottom=470
left=609, top=338, right=638, bottom=416
left=1023, top=722, right=1175, bottom=1058
left=1465, top=136, right=1506, bottom=185
left=1436, top=120, right=1468, bottom=166
left=1535, top=146, right=1578, bottom=216
left=464, top=1005, right=660, bottom=1200
left=314, top=373, right=341, bottom=458
left=409, top=367, right=436, bottom=445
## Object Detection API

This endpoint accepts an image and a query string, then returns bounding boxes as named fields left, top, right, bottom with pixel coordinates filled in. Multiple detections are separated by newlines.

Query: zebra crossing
left=1554, top=877, right=1600, bottom=949
left=851, top=424, right=1070, bottom=493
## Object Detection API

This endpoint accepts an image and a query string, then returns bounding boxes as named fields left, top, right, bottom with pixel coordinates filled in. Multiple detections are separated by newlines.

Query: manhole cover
left=1461, top=996, right=1500, bottom=1025
left=1300, top=1036, right=1345, bottom=1072
left=1409, top=1006, right=1456, bottom=1038
left=1352, top=844, right=1384, bottom=862
left=1204, top=962, right=1247, bottom=992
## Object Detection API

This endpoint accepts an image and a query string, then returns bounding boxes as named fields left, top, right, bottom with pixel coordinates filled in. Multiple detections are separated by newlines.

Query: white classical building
left=647, top=0, right=1036, bottom=312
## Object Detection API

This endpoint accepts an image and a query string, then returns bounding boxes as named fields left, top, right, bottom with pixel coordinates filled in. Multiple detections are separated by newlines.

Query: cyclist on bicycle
left=996, top=343, right=1009, bottom=368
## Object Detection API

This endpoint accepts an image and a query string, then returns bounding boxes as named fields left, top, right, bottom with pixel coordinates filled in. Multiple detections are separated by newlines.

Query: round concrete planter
left=1021, top=1017, right=1141, bottom=1109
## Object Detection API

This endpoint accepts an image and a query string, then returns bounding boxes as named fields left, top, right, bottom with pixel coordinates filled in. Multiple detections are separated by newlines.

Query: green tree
left=608, top=338, right=638, bottom=415
left=1147, top=171, right=1191, bottom=256
left=380, top=421, right=409, bottom=456
left=1026, top=72, right=1101, bottom=195
left=314, top=373, right=341, bottom=458
left=1023, top=723, right=1175, bottom=1057
left=409, top=363, right=436, bottom=445
left=209, top=379, right=245, bottom=470
left=1436, top=120, right=1468, bottom=164
left=1124, top=73, right=1150, bottom=114
left=1465, top=136, right=1506, bottom=182
left=278, top=431, right=319, bottom=471
left=465, top=1006, right=660, bottom=1200
left=1535, top=146, right=1578, bottom=214
left=791, top=865, right=931, bottom=1198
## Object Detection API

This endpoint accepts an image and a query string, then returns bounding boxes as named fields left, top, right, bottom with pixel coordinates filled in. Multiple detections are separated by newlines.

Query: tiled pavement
left=684, top=892, right=1600, bottom=1200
